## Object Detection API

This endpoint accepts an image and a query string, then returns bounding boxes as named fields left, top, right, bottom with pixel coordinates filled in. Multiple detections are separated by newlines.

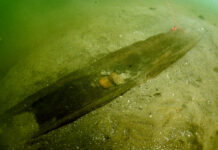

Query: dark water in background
left=0, top=0, right=73, bottom=78
left=0, top=0, right=218, bottom=79
left=0, top=0, right=218, bottom=149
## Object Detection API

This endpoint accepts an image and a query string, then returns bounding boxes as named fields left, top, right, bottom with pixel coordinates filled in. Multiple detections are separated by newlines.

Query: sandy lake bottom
left=0, top=0, right=218, bottom=149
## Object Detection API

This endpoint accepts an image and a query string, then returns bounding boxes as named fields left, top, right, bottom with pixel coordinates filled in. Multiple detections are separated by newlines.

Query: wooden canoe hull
left=1, top=30, right=199, bottom=137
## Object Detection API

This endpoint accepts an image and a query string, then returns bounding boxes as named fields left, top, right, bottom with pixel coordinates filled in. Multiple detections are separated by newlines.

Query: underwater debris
left=1, top=29, right=199, bottom=139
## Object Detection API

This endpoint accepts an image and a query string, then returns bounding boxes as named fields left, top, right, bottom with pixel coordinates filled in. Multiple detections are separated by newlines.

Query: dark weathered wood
left=1, top=30, right=199, bottom=137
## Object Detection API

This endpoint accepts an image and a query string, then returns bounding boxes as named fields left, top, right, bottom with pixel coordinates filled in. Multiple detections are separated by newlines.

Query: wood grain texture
left=1, top=30, right=199, bottom=137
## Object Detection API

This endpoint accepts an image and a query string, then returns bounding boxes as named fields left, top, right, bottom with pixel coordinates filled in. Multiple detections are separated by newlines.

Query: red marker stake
left=166, top=0, right=187, bottom=33
left=172, top=26, right=177, bottom=31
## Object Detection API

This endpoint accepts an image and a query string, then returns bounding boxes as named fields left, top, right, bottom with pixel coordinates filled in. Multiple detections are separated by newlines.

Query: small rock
left=213, top=67, right=218, bottom=73
left=110, top=72, right=125, bottom=85
left=149, top=7, right=156, bottom=10
left=99, top=77, right=113, bottom=88
left=198, top=15, right=205, bottom=20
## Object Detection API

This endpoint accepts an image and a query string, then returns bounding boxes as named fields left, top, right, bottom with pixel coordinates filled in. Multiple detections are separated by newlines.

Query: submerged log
left=1, top=30, right=199, bottom=137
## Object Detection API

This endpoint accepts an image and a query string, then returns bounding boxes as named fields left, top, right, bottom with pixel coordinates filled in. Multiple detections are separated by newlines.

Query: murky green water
left=0, top=0, right=218, bottom=149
